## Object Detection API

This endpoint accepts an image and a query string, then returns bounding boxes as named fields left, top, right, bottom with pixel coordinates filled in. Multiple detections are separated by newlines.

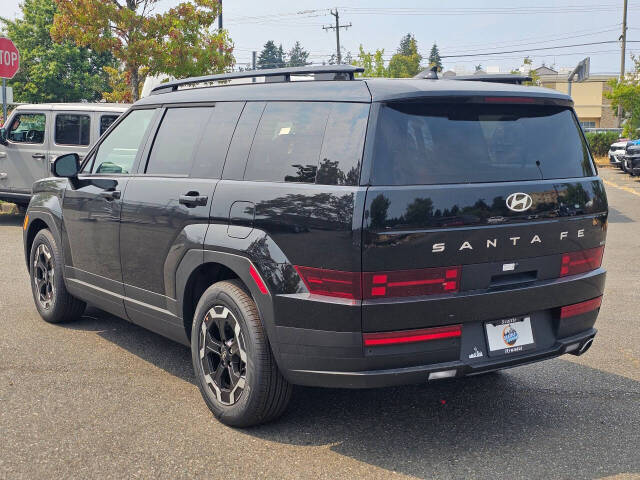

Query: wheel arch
left=177, top=250, right=275, bottom=345
left=24, top=211, right=63, bottom=270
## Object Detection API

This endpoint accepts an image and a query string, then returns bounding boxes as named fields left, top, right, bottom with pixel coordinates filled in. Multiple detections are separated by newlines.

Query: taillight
left=363, top=324, right=462, bottom=347
left=560, top=246, right=604, bottom=277
left=560, top=296, right=602, bottom=319
left=362, top=266, right=461, bottom=299
left=294, top=265, right=461, bottom=300
left=294, top=266, right=361, bottom=300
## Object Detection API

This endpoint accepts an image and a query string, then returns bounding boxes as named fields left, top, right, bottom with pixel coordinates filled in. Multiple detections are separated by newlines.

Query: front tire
left=191, top=280, right=292, bottom=427
left=29, top=229, right=86, bottom=323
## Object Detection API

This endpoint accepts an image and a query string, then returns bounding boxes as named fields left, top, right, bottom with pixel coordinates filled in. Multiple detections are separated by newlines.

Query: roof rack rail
left=150, top=65, right=364, bottom=95
left=448, top=73, right=533, bottom=85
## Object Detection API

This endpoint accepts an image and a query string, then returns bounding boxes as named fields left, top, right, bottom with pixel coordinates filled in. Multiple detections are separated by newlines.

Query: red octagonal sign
left=0, top=38, right=20, bottom=79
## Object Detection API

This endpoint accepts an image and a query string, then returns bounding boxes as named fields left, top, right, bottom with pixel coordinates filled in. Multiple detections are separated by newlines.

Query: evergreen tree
left=388, top=35, right=422, bottom=78
left=398, top=33, right=417, bottom=56
left=257, top=40, right=285, bottom=69
left=287, top=41, right=309, bottom=67
left=428, top=43, right=443, bottom=72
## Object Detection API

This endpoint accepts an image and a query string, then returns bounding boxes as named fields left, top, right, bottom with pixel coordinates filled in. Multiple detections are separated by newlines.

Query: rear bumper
left=272, top=268, right=605, bottom=388
left=284, top=329, right=596, bottom=388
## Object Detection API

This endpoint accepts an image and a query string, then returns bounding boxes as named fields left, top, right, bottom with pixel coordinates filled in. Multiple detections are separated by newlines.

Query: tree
left=51, top=0, right=234, bottom=101
left=287, top=41, right=309, bottom=67
left=354, top=45, right=387, bottom=77
left=0, top=0, right=114, bottom=103
left=428, top=43, right=442, bottom=71
left=607, top=55, right=640, bottom=138
left=257, top=40, right=285, bottom=69
left=388, top=35, right=422, bottom=78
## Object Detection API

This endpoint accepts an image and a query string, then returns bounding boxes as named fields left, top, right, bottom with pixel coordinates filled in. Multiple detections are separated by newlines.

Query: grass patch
left=594, top=156, right=611, bottom=168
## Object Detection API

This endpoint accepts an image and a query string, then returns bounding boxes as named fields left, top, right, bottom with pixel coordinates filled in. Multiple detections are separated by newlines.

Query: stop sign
left=0, top=38, right=20, bottom=79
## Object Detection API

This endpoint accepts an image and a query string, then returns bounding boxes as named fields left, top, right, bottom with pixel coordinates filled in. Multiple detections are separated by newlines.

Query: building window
left=580, top=121, right=596, bottom=129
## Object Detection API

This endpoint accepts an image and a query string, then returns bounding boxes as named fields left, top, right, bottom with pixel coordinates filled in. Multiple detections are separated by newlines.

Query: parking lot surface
left=1, top=166, right=639, bottom=479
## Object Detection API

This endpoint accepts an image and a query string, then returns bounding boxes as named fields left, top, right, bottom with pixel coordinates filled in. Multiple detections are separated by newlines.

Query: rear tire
left=191, top=280, right=292, bottom=427
left=29, top=229, right=86, bottom=323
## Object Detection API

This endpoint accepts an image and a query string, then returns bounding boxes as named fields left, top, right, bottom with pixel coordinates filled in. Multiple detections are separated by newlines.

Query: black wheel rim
left=199, top=306, right=247, bottom=405
left=33, top=244, right=55, bottom=310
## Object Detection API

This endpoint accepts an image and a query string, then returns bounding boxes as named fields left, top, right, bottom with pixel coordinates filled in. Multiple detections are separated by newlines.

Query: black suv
left=23, top=66, right=607, bottom=427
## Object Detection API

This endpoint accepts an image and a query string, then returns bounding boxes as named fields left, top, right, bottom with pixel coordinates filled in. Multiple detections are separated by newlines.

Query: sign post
left=0, top=37, right=20, bottom=125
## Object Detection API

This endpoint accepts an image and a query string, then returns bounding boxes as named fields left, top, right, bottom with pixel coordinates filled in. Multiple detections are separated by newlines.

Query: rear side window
left=317, top=103, right=369, bottom=186
left=8, top=113, right=46, bottom=144
left=55, top=114, right=90, bottom=146
left=244, top=102, right=331, bottom=183
left=223, top=102, right=265, bottom=180
left=91, top=109, right=156, bottom=174
left=371, top=102, right=593, bottom=185
left=100, top=115, right=119, bottom=136
left=145, top=107, right=213, bottom=175
left=191, top=102, right=244, bottom=179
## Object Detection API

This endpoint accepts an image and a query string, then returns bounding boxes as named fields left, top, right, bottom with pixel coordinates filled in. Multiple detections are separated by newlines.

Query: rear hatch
left=362, top=98, right=607, bottom=332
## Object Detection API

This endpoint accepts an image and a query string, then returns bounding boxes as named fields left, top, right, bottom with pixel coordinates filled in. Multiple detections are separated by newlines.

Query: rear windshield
left=371, top=102, right=594, bottom=185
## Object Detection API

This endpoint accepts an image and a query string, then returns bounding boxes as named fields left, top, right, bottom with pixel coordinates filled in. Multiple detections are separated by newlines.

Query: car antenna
left=425, top=65, right=439, bottom=80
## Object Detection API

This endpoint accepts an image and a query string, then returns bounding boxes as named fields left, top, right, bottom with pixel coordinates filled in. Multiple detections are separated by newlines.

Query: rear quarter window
left=370, top=102, right=594, bottom=185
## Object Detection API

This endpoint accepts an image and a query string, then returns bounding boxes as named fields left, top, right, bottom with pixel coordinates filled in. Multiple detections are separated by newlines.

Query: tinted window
left=145, top=107, right=212, bottom=175
left=92, top=109, right=156, bottom=174
left=371, top=103, right=594, bottom=185
left=191, top=102, right=244, bottom=179
left=55, top=114, right=90, bottom=146
left=100, top=115, right=119, bottom=136
left=316, top=103, right=369, bottom=186
left=244, top=102, right=331, bottom=183
left=223, top=102, right=265, bottom=180
left=8, top=113, right=46, bottom=144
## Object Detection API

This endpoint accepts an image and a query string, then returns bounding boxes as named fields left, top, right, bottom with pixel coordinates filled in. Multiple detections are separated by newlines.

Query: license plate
left=485, top=316, right=535, bottom=356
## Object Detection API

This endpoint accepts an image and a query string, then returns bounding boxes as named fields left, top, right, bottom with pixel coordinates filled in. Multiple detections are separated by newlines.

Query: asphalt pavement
left=0, top=166, right=639, bottom=479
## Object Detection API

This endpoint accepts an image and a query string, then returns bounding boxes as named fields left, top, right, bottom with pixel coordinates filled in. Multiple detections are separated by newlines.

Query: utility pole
left=252, top=51, right=257, bottom=82
left=218, top=0, right=223, bottom=54
left=618, top=0, right=628, bottom=127
left=323, top=8, right=351, bottom=64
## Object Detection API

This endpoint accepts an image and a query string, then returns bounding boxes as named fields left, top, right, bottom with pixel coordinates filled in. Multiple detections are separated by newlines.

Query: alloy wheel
left=199, top=306, right=248, bottom=405
left=33, top=243, right=55, bottom=310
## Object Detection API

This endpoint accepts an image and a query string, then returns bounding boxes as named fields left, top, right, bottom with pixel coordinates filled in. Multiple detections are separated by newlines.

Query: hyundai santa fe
left=23, top=65, right=607, bottom=427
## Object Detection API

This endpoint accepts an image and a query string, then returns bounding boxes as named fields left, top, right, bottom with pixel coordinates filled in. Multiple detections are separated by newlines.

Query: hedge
left=584, top=131, right=622, bottom=157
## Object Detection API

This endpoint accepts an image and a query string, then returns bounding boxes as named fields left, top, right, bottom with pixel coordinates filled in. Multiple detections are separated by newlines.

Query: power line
left=322, top=9, right=352, bottom=64
left=440, top=40, right=640, bottom=58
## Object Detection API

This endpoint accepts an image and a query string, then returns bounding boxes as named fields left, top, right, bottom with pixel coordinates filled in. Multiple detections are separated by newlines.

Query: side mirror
left=53, top=153, right=80, bottom=178
left=0, top=127, right=7, bottom=146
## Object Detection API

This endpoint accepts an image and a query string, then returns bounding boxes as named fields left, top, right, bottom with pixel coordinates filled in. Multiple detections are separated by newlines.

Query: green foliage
left=388, top=35, right=422, bottom=78
left=354, top=45, right=387, bottom=77
left=52, top=0, right=234, bottom=101
left=257, top=40, right=285, bottom=69
left=428, top=43, right=442, bottom=71
left=584, top=131, right=623, bottom=156
left=606, top=55, right=640, bottom=137
left=287, top=41, right=309, bottom=67
left=0, top=0, right=114, bottom=103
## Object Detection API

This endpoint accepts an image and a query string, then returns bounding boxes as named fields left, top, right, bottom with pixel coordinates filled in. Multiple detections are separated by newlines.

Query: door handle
left=179, top=192, right=208, bottom=208
left=99, top=190, right=121, bottom=201
left=32, top=153, right=45, bottom=159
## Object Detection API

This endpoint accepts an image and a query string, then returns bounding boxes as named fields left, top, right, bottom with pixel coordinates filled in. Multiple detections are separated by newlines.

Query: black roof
left=135, top=67, right=571, bottom=107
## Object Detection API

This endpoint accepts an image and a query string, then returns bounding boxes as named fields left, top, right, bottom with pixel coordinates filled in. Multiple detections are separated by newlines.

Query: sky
left=1, top=0, right=638, bottom=74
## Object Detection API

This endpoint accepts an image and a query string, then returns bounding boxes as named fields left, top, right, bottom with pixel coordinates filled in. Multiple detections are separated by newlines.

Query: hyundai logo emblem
left=505, top=192, right=533, bottom=212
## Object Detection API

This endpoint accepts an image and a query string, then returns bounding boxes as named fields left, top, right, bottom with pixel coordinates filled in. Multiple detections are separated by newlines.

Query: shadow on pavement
left=64, top=307, right=639, bottom=480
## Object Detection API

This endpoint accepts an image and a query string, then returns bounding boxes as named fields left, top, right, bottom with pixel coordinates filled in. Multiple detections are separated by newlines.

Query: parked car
left=609, top=140, right=628, bottom=167
left=621, top=139, right=640, bottom=173
left=23, top=65, right=607, bottom=427
left=623, top=142, right=640, bottom=176
left=0, top=103, right=128, bottom=207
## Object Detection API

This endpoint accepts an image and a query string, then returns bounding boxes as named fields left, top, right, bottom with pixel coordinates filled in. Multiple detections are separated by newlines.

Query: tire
left=29, top=229, right=86, bottom=323
left=191, top=280, right=292, bottom=427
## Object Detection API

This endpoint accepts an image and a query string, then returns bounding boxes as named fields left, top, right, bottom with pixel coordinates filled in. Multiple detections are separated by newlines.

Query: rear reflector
left=249, top=264, right=269, bottom=295
left=294, top=266, right=361, bottom=300
left=560, top=246, right=604, bottom=277
left=363, top=324, right=462, bottom=347
left=362, top=266, right=461, bottom=299
left=560, top=296, right=602, bottom=319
